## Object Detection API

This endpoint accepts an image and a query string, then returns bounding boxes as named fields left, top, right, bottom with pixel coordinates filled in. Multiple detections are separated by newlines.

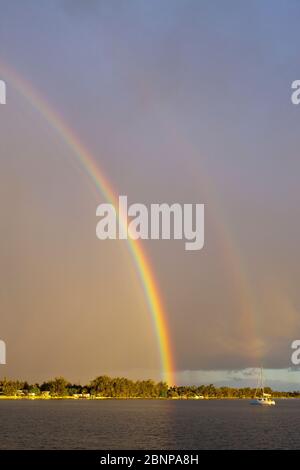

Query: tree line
left=0, top=376, right=299, bottom=398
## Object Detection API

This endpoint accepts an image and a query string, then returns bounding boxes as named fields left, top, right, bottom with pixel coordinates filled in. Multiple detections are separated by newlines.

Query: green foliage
left=0, top=379, right=23, bottom=396
left=28, top=385, right=41, bottom=395
left=0, top=375, right=299, bottom=398
left=89, top=376, right=168, bottom=398
left=40, top=377, right=68, bottom=397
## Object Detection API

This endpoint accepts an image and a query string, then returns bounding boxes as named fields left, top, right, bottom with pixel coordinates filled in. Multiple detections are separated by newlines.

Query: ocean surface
left=0, top=399, right=299, bottom=450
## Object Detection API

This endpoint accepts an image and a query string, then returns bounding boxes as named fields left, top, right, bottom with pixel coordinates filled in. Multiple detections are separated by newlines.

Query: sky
left=0, top=0, right=300, bottom=390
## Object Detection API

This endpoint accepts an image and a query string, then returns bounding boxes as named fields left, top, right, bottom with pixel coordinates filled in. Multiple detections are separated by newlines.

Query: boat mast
left=261, top=366, right=264, bottom=395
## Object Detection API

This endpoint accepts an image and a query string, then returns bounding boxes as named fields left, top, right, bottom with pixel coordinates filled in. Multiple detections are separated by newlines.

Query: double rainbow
left=0, top=62, right=175, bottom=385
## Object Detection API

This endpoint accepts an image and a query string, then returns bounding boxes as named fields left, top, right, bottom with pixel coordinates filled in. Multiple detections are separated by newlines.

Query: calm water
left=0, top=399, right=299, bottom=449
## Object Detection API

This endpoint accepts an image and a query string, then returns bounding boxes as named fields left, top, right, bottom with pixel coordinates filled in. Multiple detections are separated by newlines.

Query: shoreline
left=0, top=396, right=295, bottom=401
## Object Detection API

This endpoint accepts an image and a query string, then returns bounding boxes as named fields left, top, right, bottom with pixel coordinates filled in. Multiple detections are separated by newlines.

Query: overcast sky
left=0, top=1, right=300, bottom=389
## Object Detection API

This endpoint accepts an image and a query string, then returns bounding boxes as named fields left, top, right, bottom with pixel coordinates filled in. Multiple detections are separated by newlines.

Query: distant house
left=73, top=393, right=90, bottom=399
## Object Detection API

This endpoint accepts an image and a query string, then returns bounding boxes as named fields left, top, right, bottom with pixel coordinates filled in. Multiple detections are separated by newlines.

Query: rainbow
left=0, top=62, right=175, bottom=385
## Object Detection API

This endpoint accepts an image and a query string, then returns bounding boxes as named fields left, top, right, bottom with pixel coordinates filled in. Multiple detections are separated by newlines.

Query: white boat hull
left=251, top=398, right=275, bottom=406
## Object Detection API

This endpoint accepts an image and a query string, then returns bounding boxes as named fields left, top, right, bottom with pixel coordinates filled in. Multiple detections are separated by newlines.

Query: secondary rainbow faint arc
left=0, top=62, right=175, bottom=385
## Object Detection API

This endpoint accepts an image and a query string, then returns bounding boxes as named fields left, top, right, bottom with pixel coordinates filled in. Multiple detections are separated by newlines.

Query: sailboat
left=250, top=367, right=276, bottom=406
